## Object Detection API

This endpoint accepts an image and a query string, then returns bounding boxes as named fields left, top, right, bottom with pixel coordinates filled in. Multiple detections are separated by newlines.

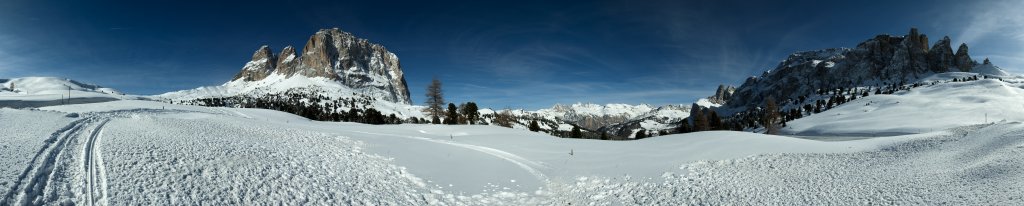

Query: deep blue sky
left=1, top=0, right=1021, bottom=109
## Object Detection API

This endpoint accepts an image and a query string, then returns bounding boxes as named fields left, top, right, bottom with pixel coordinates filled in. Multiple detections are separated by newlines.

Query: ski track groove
left=350, top=131, right=550, bottom=182
left=1, top=117, right=92, bottom=205
left=83, top=119, right=110, bottom=206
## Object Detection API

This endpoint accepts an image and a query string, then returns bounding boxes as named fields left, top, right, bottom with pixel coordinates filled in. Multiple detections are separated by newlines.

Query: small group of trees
left=424, top=77, right=483, bottom=125
left=675, top=106, right=739, bottom=134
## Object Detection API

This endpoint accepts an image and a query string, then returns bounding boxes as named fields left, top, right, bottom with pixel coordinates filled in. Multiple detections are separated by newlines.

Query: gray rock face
left=232, top=46, right=277, bottom=81
left=955, top=43, right=973, bottom=72
left=707, top=84, right=736, bottom=104
left=230, top=28, right=412, bottom=104
left=275, top=46, right=299, bottom=75
left=927, top=36, right=955, bottom=73
left=725, top=28, right=982, bottom=110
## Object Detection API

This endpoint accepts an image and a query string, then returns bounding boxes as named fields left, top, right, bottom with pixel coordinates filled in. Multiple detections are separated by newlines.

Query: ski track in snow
left=350, top=130, right=550, bottom=182
left=2, top=117, right=93, bottom=205
left=83, top=118, right=110, bottom=206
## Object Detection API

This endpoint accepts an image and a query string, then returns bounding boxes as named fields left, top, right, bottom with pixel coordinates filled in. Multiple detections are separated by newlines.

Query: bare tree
left=494, top=109, right=515, bottom=128
left=423, top=77, right=445, bottom=122
left=763, top=96, right=781, bottom=135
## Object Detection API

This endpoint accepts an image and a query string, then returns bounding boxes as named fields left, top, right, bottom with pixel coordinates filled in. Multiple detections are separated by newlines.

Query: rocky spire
left=232, top=45, right=277, bottom=81
left=955, top=43, right=973, bottom=72
left=927, top=36, right=955, bottom=73
left=275, top=45, right=299, bottom=75
left=907, top=28, right=929, bottom=52
left=707, top=84, right=736, bottom=104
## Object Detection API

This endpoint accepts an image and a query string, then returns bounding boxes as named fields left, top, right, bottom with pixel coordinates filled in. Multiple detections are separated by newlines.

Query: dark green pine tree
left=600, top=132, right=609, bottom=140
left=709, top=110, right=722, bottom=130
left=460, top=102, right=480, bottom=125
left=676, top=118, right=692, bottom=133
left=635, top=129, right=647, bottom=139
left=445, top=103, right=459, bottom=125
left=528, top=120, right=541, bottom=132
left=570, top=125, right=582, bottom=138
left=693, top=109, right=709, bottom=131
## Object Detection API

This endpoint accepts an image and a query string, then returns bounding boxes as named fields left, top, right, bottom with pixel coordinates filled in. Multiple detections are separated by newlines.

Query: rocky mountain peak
left=275, top=45, right=299, bottom=75
left=232, top=45, right=277, bottom=81
left=927, top=36, right=955, bottom=72
left=228, top=28, right=412, bottom=104
left=707, top=84, right=735, bottom=104
left=955, top=43, right=972, bottom=72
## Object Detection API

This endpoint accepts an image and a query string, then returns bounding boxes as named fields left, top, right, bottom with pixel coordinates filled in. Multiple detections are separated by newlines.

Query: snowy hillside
left=1, top=97, right=1022, bottom=204
left=784, top=72, right=1024, bottom=135
left=1, top=77, right=123, bottom=96
left=0, top=77, right=143, bottom=108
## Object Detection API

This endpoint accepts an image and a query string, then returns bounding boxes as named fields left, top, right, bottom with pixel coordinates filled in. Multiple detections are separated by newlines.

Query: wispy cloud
left=949, top=0, right=1024, bottom=73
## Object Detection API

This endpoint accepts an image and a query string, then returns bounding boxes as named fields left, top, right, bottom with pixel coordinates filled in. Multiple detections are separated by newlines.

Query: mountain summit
left=229, top=28, right=411, bottom=104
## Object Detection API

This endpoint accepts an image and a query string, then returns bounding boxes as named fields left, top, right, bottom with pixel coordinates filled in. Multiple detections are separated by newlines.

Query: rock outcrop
left=955, top=43, right=973, bottom=72
left=927, top=36, right=955, bottom=73
left=232, top=46, right=277, bottom=81
left=724, top=28, right=986, bottom=110
left=707, top=85, right=735, bottom=105
left=230, top=28, right=412, bottom=104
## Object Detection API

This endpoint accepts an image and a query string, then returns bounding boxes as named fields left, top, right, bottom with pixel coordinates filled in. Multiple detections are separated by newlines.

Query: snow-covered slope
left=1, top=77, right=123, bottom=96
left=0, top=77, right=143, bottom=108
left=2, top=97, right=1021, bottom=204
left=784, top=72, right=1024, bottom=135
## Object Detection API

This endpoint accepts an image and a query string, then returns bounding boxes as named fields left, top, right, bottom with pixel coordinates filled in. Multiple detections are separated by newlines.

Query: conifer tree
left=635, top=129, right=647, bottom=139
left=445, top=103, right=459, bottom=125
left=693, top=108, right=710, bottom=131
left=460, top=102, right=480, bottom=124
left=709, top=110, right=722, bottom=130
left=600, top=132, right=609, bottom=140
left=528, top=120, right=541, bottom=132
left=763, top=97, right=781, bottom=135
left=570, top=125, right=582, bottom=138
left=676, top=118, right=692, bottom=133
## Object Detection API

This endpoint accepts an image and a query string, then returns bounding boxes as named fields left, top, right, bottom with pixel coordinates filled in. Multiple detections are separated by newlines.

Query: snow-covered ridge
left=1, top=77, right=122, bottom=95
left=534, top=103, right=655, bottom=120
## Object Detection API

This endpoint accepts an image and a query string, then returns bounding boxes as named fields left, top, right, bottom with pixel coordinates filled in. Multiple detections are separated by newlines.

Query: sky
left=1, top=0, right=1022, bottom=110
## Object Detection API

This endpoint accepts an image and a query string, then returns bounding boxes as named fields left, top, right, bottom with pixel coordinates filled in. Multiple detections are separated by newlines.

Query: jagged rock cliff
left=724, top=28, right=990, bottom=109
left=707, top=85, right=735, bottom=105
left=230, top=28, right=412, bottom=104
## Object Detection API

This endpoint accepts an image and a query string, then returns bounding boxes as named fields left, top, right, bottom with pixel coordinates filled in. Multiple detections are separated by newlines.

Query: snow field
left=548, top=123, right=1024, bottom=205
left=1, top=97, right=1022, bottom=204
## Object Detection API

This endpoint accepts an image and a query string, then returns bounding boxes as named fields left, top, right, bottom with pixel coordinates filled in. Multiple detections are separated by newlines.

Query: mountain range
left=3, top=27, right=1014, bottom=139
